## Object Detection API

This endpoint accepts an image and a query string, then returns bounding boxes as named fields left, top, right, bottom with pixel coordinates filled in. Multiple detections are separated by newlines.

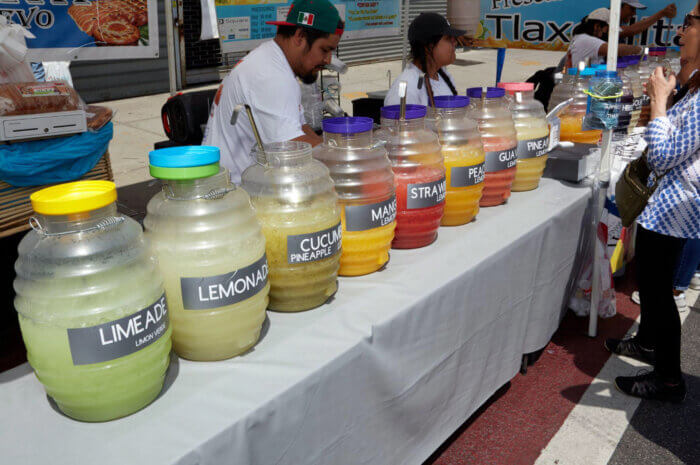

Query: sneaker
left=675, top=293, right=688, bottom=312
left=605, top=337, right=656, bottom=364
left=615, top=371, right=686, bottom=403
left=690, top=272, right=700, bottom=291
left=631, top=291, right=640, bottom=305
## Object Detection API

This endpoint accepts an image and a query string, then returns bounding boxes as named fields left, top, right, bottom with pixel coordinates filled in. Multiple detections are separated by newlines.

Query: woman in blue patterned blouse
left=605, top=5, right=700, bottom=403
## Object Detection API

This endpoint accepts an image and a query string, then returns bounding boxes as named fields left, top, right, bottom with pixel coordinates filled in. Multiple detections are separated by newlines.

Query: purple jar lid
left=466, top=87, right=505, bottom=99
left=381, top=104, right=427, bottom=120
left=434, top=95, right=470, bottom=108
left=322, top=116, right=373, bottom=134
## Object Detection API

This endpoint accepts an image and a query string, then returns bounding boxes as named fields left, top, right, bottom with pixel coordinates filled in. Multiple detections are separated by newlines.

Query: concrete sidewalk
left=100, top=48, right=564, bottom=187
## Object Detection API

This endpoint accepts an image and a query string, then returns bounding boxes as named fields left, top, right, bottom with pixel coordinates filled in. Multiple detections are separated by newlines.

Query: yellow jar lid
left=31, top=181, right=117, bottom=215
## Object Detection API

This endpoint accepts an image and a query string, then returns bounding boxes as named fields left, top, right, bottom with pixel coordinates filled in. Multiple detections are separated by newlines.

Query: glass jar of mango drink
left=426, top=95, right=485, bottom=225
left=144, top=146, right=269, bottom=361
left=466, top=87, right=518, bottom=207
left=14, top=181, right=172, bottom=422
left=313, top=117, right=396, bottom=276
left=498, top=82, right=550, bottom=192
left=242, top=141, right=341, bottom=312
left=558, top=68, right=602, bottom=144
left=376, top=104, right=445, bottom=248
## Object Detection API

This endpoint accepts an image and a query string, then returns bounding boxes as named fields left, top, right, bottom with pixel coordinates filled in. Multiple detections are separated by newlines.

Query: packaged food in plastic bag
left=85, top=105, right=114, bottom=131
left=0, top=16, right=35, bottom=84
left=0, top=81, right=82, bottom=116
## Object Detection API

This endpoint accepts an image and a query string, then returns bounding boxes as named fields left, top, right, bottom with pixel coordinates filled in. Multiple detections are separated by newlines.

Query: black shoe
left=605, top=337, right=656, bottom=365
left=615, top=371, right=686, bottom=403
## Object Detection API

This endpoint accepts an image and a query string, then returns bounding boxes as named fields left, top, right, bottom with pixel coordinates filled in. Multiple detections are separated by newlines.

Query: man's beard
left=299, top=71, right=319, bottom=84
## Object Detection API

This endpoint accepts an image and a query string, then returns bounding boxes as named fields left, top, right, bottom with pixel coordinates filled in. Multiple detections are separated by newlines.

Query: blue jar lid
left=580, top=68, right=596, bottom=77
left=595, top=70, right=619, bottom=78
left=567, top=67, right=578, bottom=75
left=149, top=145, right=220, bottom=168
left=381, top=104, right=427, bottom=120
left=322, top=116, right=373, bottom=134
left=434, top=95, right=470, bottom=108
left=466, top=87, right=505, bottom=99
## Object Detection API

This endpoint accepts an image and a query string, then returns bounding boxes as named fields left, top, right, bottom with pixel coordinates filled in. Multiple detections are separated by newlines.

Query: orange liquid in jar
left=442, top=143, right=485, bottom=225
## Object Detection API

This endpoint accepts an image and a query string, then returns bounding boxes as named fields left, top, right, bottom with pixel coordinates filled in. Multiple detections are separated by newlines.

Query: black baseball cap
left=408, top=13, right=466, bottom=43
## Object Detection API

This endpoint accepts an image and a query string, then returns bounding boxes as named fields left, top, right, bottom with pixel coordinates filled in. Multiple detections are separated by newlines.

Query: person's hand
left=645, top=66, right=677, bottom=104
left=662, top=3, right=677, bottom=19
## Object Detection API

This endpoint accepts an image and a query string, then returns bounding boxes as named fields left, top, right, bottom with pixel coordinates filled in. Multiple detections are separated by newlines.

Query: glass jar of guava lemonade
left=313, top=117, right=396, bottom=276
left=144, top=146, right=269, bottom=361
left=14, top=181, right=172, bottom=422
left=242, top=141, right=341, bottom=312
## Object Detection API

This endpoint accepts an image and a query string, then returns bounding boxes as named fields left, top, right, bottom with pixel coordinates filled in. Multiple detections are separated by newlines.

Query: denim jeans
left=674, top=238, right=700, bottom=291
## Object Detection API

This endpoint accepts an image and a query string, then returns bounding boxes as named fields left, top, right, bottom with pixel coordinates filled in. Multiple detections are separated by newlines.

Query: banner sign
left=215, top=0, right=401, bottom=54
left=476, top=0, right=693, bottom=51
left=0, top=0, right=160, bottom=61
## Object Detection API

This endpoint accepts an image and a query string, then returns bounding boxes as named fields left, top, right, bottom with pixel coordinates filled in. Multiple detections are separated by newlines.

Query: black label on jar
left=450, top=163, right=485, bottom=187
left=66, top=294, right=169, bottom=366
left=344, top=196, right=397, bottom=232
left=516, top=136, right=550, bottom=159
left=641, top=95, right=651, bottom=106
left=632, top=97, right=643, bottom=111
left=180, top=254, right=269, bottom=310
left=484, top=148, right=517, bottom=172
left=407, top=177, right=446, bottom=209
left=287, top=222, right=342, bottom=264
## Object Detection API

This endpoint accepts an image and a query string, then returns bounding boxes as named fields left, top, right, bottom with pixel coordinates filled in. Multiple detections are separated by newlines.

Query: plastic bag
left=0, top=16, right=35, bottom=84
left=569, top=221, right=617, bottom=318
left=0, top=81, right=83, bottom=116
left=85, top=105, right=114, bottom=131
left=43, top=62, right=74, bottom=87
left=0, top=122, right=113, bottom=187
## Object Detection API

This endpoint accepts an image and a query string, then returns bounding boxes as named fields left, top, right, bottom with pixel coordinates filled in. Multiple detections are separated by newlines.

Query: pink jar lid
left=497, top=82, right=535, bottom=94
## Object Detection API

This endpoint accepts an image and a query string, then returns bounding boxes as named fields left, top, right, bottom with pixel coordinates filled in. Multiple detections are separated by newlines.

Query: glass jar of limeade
left=549, top=68, right=578, bottom=112
left=557, top=68, right=602, bottom=144
left=634, top=57, right=653, bottom=127
left=313, top=117, right=396, bottom=276
left=14, top=181, right=172, bottom=422
left=425, top=95, right=485, bottom=225
left=498, top=82, right=550, bottom=192
left=622, top=60, right=643, bottom=132
left=466, top=87, right=518, bottom=206
left=144, top=146, right=269, bottom=361
left=242, top=141, right=341, bottom=312
left=376, top=104, right=446, bottom=248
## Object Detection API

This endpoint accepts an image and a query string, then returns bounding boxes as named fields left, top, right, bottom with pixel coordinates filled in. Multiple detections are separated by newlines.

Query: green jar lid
left=149, top=161, right=220, bottom=180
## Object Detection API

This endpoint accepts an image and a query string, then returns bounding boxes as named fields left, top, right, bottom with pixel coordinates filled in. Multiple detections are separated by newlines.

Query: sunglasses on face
left=683, top=13, right=700, bottom=31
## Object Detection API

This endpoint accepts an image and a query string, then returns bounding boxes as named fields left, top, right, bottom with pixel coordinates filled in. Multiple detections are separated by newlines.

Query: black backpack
left=526, top=67, right=557, bottom=112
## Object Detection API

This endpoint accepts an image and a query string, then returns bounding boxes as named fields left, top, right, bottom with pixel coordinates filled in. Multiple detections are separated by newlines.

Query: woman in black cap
left=384, top=13, right=464, bottom=106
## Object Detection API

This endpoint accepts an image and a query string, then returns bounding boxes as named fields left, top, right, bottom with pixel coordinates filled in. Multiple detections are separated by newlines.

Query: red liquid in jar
left=393, top=166, right=445, bottom=249
left=480, top=136, right=517, bottom=207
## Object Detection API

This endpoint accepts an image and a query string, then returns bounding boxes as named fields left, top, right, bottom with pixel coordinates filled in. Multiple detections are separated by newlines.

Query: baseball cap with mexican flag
left=267, top=0, right=344, bottom=36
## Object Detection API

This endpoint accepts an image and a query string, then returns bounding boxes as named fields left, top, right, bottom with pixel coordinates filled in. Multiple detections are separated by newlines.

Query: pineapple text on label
left=516, top=136, right=550, bottom=159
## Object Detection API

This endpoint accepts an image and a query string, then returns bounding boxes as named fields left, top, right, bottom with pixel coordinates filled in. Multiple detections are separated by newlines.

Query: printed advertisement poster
left=476, top=0, right=693, bottom=51
left=0, top=0, right=159, bottom=61
left=215, top=0, right=400, bottom=53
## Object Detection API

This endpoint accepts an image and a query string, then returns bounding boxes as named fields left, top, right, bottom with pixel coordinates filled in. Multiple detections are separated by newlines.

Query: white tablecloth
left=0, top=178, right=591, bottom=465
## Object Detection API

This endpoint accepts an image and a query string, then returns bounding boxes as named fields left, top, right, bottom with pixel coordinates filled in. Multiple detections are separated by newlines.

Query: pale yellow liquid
left=512, top=121, right=550, bottom=192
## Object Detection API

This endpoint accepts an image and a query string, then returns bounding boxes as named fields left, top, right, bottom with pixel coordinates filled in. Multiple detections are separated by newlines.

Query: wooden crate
left=0, top=151, right=114, bottom=238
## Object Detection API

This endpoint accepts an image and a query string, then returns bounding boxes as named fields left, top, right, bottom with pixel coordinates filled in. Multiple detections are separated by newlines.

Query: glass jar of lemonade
left=144, top=146, right=269, bottom=361
left=425, top=95, right=485, bottom=225
left=633, top=57, right=653, bottom=127
left=242, top=141, right=341, bottom=312
left=557, top=68, right=602, bottom=144
left=623, top=61, right=643, bottom=131
left=498, top=82, right=550, bottom=192
left=14, top=181, right=172, bottom=422
left=313, top=117, right=396, bottom=276
left=466, top=87, right=518, bottom=206
left=376, top=104, right=445, bottom=248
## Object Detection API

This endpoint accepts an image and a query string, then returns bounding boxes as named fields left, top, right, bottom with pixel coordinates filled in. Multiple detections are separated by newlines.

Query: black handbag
left=615, top=149, right=666, bottom=227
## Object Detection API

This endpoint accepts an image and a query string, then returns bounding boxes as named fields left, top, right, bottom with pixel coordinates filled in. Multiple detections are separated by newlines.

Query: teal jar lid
left=149, top=146, right=220, bottom=180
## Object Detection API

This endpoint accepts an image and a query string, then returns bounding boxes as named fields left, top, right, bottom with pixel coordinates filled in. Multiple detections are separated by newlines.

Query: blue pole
left=496, top=48, right=506, bottom=85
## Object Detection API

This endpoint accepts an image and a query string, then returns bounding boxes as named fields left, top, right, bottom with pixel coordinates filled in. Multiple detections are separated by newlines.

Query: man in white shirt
left=203, top=0, right=343, bottom=183
left=620, top=1, right=677, bottom=39
left=567, top=8, right=642, bottom=68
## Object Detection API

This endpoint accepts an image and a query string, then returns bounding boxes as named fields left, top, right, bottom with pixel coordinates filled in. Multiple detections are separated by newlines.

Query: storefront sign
left=476, top=0, right=692, bottom=51
left=0, top=0, right=160, bottom=61
left=215, top=0, right=401, bottom=53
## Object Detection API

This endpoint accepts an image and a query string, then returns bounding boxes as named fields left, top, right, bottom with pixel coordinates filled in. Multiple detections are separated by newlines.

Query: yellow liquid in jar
left=442, top=143, right=485, bottom=226
left=255, top=198, right=341, bottom=312
left=339, top=205, right=395, bottom=276
left=559, top=114, right=601, bottom=144
left=513, top=123, right=550, bottom=192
